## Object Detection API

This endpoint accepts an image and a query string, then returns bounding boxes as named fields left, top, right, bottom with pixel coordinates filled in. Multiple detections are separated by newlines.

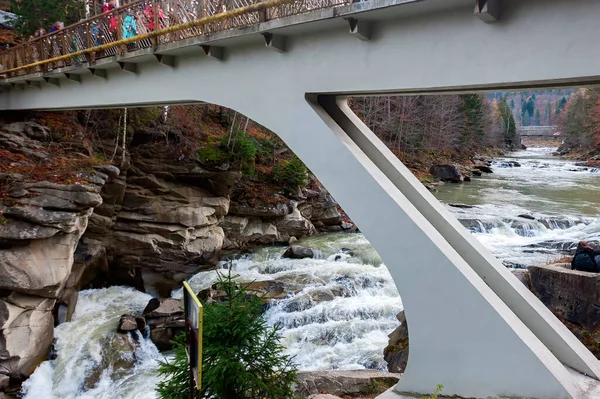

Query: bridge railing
left=0, top=0, right=349, bottom=78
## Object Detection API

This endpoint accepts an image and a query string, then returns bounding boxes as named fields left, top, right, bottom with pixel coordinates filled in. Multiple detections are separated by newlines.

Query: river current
left=22, top=147, right=600, bottom=398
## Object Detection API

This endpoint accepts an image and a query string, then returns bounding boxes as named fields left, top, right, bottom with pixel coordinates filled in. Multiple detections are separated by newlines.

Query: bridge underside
left=2, top=0, right=600, bottom=398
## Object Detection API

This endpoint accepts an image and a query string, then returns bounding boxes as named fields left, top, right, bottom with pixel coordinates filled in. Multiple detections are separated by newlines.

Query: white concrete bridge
left=1, top=1, right=600, bottom=398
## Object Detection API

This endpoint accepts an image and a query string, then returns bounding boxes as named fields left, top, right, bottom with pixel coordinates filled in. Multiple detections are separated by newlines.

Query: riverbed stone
left=474, top=165, right=493, bottom=173
left=384, top=310, right=409, bottom=374
left=283, top=245, right=322, bottom=259
left=295, top=370, right=400, bottom=397
left=429, top=164, right=463, bottom=182
left=117, top=315, right=138, bottom=332
left=143, top=298, right=185, bottom=351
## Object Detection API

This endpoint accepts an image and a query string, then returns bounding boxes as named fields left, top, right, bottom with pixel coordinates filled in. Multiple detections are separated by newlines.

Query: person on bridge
left=102, top=0, right=118, bottom=34
left=144, top=4, right=165, bottom=31
left=571, top=241, right=600, bottom=272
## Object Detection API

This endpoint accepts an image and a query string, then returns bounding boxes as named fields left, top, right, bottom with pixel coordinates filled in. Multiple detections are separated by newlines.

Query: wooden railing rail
left=0, top=0, right=350, bottom=78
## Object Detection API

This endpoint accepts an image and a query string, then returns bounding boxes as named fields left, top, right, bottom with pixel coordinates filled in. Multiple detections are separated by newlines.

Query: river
left=21, top=147, right=600, bottom=398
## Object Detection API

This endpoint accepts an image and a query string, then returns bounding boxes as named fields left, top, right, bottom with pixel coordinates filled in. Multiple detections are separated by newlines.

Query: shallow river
left=22, top=147, right=600, bottom=398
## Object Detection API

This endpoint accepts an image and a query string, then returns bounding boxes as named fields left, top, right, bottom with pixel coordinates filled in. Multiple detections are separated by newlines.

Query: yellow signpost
left=183, top=281, right=203, bottom=392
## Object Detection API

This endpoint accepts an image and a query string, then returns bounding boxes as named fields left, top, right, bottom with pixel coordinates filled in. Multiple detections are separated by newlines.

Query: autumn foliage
left=557, top=89, right=600, bottom=155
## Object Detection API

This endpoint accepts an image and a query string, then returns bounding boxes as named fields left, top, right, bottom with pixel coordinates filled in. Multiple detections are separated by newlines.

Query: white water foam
left=175, top=233, right=403, bottom=371
left=22, top=287, right=163, bottom=399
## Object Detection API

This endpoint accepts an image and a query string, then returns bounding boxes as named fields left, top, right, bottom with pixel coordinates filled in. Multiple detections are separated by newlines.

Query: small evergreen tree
left=156, top=334, right=191, bottom=399
left=272, top=156, right=308, bottom=191
left=157, top=271, right=298, bottom=399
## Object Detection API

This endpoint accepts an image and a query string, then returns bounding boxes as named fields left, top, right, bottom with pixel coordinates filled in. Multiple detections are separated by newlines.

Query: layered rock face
left=98, top=145, right=240, bottom=296
left=0, top=122, right=110, bottom=383
left=223, top=184, right=351, bottom=250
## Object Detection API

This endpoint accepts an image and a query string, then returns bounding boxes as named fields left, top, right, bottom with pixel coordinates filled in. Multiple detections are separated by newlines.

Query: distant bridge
left=520, top=125, right=559, bottom=137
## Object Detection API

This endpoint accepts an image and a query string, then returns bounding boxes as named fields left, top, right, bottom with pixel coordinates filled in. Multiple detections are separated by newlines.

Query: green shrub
left=157, top=271, right=298, bottom=399
left=216, top=130, right=258, bottom=176
left=156, top=334, right=190, bottom=399
left=198, top=139, right=229, bottom=165
left=422, top=384, right=444, bottom=399
left=272, top=156, right=308, bottom=189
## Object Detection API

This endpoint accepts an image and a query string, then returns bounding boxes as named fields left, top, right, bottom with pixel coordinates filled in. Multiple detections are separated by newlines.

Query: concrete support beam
left=65, top=73, right=82, bottom=83
left=118, top=62, right=138, bottom=74
left=89, top=68, right=107, bottom=79
left=201, top=45, right=224, bottom=61
left=474, top=0, right=500, bottom=23
left=262, top=32, right=286, bottom=52
left=43, top=77, right=60, bottom=86
left=26, top=81, right=41, bottom=89
left=9, top=83, right=24, bottom=90
left=347, top=17, right=371, bottom=41
left=155, top=54, right=176, bottom=67
left=314, top=95, right=586, bottom=399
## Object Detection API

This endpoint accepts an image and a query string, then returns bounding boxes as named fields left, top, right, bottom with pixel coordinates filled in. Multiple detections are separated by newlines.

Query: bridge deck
left=0, top=0, right=354, bottom=81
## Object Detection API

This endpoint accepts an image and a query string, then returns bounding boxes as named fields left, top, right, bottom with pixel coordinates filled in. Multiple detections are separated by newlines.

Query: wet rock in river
left=474, top=165, right=493, bottom=173
left=384, top=310, right=409, bottom=374
left=143, top=298, right=185, bottom=351
left=429, top=164, right=463, bottom=183
left=518, top=214, right=536, bottom=220
left=117, top=315, right=138, bottom=333
left=282, top=245, right=323, bottom=259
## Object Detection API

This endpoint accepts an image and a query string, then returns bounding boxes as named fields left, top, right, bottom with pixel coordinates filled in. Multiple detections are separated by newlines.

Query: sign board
left=183, top=281, right=203, bottom=390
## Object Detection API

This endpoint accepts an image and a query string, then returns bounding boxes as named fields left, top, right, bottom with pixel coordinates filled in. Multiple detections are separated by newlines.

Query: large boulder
left=529, top=263, right=600, bottom=356
left=0, top=296, right=54, bottom=379
left=282, top=246, right=323, bottom=260
left=383, top=310, right=409, bottom=374
left=143, top=298, right=185, bottom=351
left=429, top=164, right=464, bottom=183
left=474, top=165, right=494, bottom=173
left=295, top=370, right=399, bottom=397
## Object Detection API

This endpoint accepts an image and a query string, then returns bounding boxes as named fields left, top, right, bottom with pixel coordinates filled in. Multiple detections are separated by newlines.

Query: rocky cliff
left=0, top=120, right=354, bottom=390
left=0, top=122, right=111, bottom=386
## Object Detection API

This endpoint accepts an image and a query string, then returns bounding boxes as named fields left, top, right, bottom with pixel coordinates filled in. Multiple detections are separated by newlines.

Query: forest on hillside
left=554, top=88, right=600, bottom=157
left=488, top=89, right=575, bottom=127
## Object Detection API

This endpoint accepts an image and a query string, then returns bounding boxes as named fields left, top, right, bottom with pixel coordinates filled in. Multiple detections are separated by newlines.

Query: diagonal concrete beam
left=474, top=0, right=500, bottom=23
left=347, top=17, right=371, bottom=41
left=118, top=62, right=138, bottom=74
left=325, top=94, right=600, bottom=382
left=201, top=45, right=224, bottom=61
left=262, top=32, right=286, bottom=52
left=155, top=54, right=176, bottom=67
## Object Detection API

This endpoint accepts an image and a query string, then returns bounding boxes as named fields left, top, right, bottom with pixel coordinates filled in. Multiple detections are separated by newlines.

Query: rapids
left=21, top=147, right=600, bottom=398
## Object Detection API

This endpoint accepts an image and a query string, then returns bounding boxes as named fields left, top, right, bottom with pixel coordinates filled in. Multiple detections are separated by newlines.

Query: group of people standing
left=28, top=21, right=65, bottom=42
left=5, top=0, right=205, bottom=75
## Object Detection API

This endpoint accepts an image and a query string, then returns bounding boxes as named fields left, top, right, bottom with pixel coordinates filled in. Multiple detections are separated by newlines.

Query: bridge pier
left=291, top=95, right=594, bottom=399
